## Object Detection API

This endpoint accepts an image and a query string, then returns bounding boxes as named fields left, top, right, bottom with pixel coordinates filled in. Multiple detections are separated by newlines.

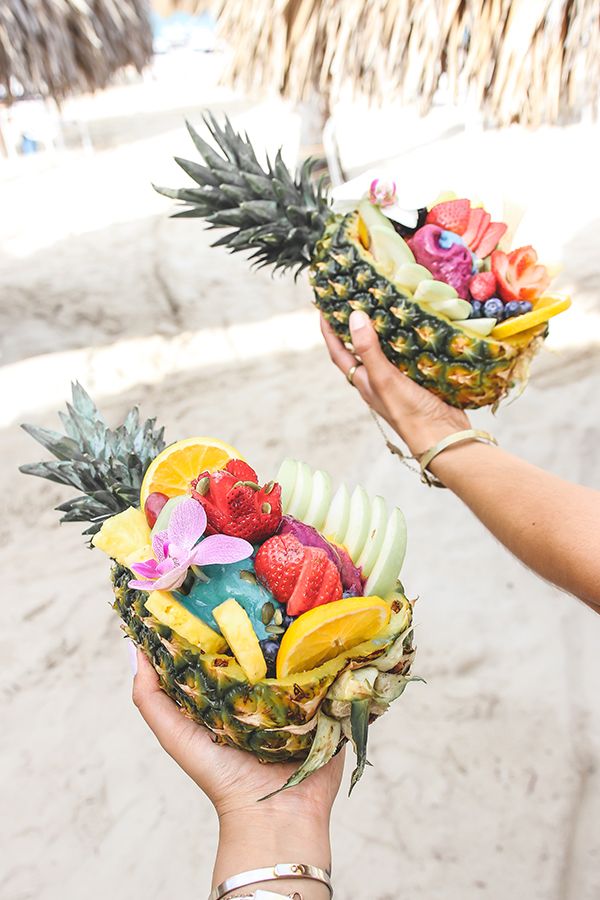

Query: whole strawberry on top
left=21, top=386, right=417, bottom=796
left=155, top=115, right=571, bottom=409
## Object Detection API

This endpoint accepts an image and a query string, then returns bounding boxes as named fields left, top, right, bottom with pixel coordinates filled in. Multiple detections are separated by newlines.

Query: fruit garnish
left=335, top=484, right=370, bottom=559
left=425, top=199, right=470, bottom=235
left=356, top=495, right=387, bottom=577
left=277, top=516, right=362, bottom=594
left=92, top=506, right=151, bottom=566
left=461, top=207, right=486, bottom=248
left=255, top=533, right=306, bottom=605
left=140, top=437, right=241, bottom=507
left=276, top=596, right=391, bottom=678
left=286, top=547, right=343, bottom=616
left=473, top=221, right=508, bottom=258
left=454, top=318, right=497, bottom=336
left=469, top=271, right=497, bottom=301
left=491, top=294, right=571, bottom=340
left=364, top=507, right=407, bottom=597
left=482, top=298, right=505, bottom=320
left=491, top=246, right=551, bottom=302
left=145, top=590, right=227, bottom=653
left=128, top=497, right=252, bottom=592
left=144, top=491, right=169, bottom=528
left=213, top=597, right=267, bottom=683
left=192, top=460, right=282, bottom=542
left=255, top=532, right=342, bottom=616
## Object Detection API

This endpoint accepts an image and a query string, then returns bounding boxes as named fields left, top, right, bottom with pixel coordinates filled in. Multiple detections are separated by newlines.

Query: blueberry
left=281, top=613, right=295, bottom=630
left=519, top=301, right=533, bottom=314
left=469, top=300, right=483, bottom=319
left=504, top=301, right=521, bottom=318
left=483, top=298, right=504, bottom=319
left=260, top=639, right=280, bottom=677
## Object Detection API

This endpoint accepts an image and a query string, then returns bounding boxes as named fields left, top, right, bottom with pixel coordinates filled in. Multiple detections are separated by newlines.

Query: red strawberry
left=191, top=461, right=282, bottom=542
left=472, top=211, right=491, bottom=251
left=474, top=221, right=507, bottom=258
left=255, top=534, right=306, bottom=604
left=491, top=247, right=550, bottom=302
left=287, top=547, right=343, bottom=616
left=462, top=207, right=486, bottom=249
left=425, top=199, right=470, bottom=235
left=469, top=271, right=497, bottom=301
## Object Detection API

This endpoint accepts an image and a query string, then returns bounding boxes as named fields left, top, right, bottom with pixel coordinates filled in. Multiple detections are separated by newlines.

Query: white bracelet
left=225, top=891, right=302, bottom=899
left=209, top=863, right=332, bottom=900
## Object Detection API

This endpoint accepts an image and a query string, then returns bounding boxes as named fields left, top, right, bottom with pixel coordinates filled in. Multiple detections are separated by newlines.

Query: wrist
left=400, top=416, right=468, bottom=458
left=214, top=808, right=331, bottom=893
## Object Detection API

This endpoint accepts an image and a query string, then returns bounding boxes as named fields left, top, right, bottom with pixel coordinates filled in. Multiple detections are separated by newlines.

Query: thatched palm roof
left=0, top=0, right=153, bottom=104
left=212, top=0, right=600, bottom=127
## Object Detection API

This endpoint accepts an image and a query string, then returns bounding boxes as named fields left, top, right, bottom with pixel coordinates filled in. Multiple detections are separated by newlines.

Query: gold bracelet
left=418, top=429, right=498, bottom=487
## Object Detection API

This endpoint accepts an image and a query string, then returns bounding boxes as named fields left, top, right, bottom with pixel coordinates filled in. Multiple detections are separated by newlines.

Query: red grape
left=144, top=492, right=169, bottom=528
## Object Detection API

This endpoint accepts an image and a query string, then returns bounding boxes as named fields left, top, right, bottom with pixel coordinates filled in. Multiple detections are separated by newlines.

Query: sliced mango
left=213, top=598, right=267, bottom=683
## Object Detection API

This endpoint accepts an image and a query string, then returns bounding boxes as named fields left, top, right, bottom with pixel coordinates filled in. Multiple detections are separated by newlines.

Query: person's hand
left=131, top=648, right=342, bottom=894
left=321, top=310, right=470, bottom=456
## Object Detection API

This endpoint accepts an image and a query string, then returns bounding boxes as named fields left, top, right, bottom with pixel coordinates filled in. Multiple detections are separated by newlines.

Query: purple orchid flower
left=128, top=497, right=252, bottom=592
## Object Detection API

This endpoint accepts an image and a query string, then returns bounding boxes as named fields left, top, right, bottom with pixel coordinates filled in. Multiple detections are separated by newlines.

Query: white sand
left=2, top=69, right=600, bottom=900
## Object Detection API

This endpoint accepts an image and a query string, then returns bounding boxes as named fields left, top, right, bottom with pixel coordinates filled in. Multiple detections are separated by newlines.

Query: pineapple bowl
left=21, top=386, right=418, bottom=794
left=155, top=115, right=571, bottom=409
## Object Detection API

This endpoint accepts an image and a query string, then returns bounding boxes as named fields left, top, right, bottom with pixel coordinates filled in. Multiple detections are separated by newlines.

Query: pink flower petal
left=156, top=557, right=176, bottom=575
left=128, top=562, right=189, bottom=592
left=167, top=498, right=207, bottom=552
left=152, top=530, right=169, bottom=562
left=191, top=535, right=253, bottom=567
left=130, top=559, right=160, bottom=579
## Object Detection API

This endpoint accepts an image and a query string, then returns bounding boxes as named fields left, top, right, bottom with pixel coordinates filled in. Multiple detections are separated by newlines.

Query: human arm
left=132, top=649, right=341, bottom=898
left=321, top=310, right=600, bottom=613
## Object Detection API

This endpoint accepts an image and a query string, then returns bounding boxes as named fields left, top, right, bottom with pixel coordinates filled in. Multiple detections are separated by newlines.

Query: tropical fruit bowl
left=155, top=115, right=571, bottom=409
left=21, top=386, right=418, bottom=794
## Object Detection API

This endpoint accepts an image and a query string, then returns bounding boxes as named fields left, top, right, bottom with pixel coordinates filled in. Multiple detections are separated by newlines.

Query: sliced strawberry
left=225, top=458, right=258, bottom=482
left=508, top=245, right=538, bottom=278
left=469, top=271, right=497, bottom=301
left=520, top=265, right=551, bottom=300
left=426, top=199, right=470, bottom=235
left=255, top=533, right=306, bottom=604
left=475, top=221, right=507, bottom=258
left=472, top=211, right=491, bottom=253
left=191, top=467, right=282, bottom=542
left=491, top=250, right=518, bottom=302
left=286, top=547, right=343, bottom=616
left=462, top=207, right=486, bottom=249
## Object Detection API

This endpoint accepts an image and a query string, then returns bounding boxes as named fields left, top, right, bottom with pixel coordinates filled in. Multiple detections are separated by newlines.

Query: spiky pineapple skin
left=311, top=213, right=547, bottom=409
left=111, top=564, right=415, bottom=763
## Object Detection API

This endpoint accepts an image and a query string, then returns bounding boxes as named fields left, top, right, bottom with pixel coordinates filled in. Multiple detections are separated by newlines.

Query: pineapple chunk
left=92, top=507, right=151, bottom=566
left=213, top=598, right=267, bottom=683
left=145, top=591, right=227, bottom=654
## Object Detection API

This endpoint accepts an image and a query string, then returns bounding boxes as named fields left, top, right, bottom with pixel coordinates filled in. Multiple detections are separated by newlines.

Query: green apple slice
left=369, top=225, right=415, bottom=277
left=394, top=262, right=432, bottom=292
left=276, top=458, right=299, bottom=512
left=302, top=468, right=332, bottom=530
left=151, top=494, right=188, bottom=538
left=340, top=485, right=371, bottom=559
left=414, top=279, right=457, bottom=303
left=426, top=298, right=472, bottom=320
left=323, top=483, right=351, bottom=543
left=454, top=317, right=497, bottom=336
left=364, top=507, right=407, bottom=597
left=287, top=461, right=313, bottom=520
left=357, top=198, right=395, bottom=233
left=356, top=495, right=388, bottom=577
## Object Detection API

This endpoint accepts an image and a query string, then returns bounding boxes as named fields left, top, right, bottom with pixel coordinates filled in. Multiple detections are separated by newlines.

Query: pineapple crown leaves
left=153, top=113, right=333, bottom=275
left=19, top=383, right=165, bottom=537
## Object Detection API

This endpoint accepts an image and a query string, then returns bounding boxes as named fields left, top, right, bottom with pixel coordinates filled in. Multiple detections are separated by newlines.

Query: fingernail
left=126, top=639, right=138, bottom=676
left=349, top=310, right=369, bottom=331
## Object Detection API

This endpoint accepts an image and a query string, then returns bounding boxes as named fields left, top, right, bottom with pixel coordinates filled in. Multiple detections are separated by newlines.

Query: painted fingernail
left=349, top=310, right=369, bottom=330
left=127, top=639, right=138, bottom=676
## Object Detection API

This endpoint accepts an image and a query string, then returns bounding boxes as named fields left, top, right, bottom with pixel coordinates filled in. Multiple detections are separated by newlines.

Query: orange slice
left=276, top=596, right=391, bottom=678
left=140, top=436, right=243, bottom=507
left=491, top=294, right=571, bottom=340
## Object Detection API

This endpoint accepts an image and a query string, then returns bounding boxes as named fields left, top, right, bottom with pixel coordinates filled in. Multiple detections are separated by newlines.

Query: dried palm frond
left=211, top=0, right=600, bottom=127
left=0, top=0, right=153, bottom=104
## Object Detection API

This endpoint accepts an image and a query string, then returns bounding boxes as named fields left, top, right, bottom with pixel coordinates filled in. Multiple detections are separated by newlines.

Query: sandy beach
left=2, top=67, right=600, bottom=899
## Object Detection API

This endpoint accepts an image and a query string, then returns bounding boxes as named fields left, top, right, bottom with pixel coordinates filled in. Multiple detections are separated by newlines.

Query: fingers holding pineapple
left=321, top=310, right=469, bottom=455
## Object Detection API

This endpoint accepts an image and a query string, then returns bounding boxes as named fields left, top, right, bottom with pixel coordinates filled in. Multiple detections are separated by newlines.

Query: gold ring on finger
left=346, top=362, right=363, bottom=386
